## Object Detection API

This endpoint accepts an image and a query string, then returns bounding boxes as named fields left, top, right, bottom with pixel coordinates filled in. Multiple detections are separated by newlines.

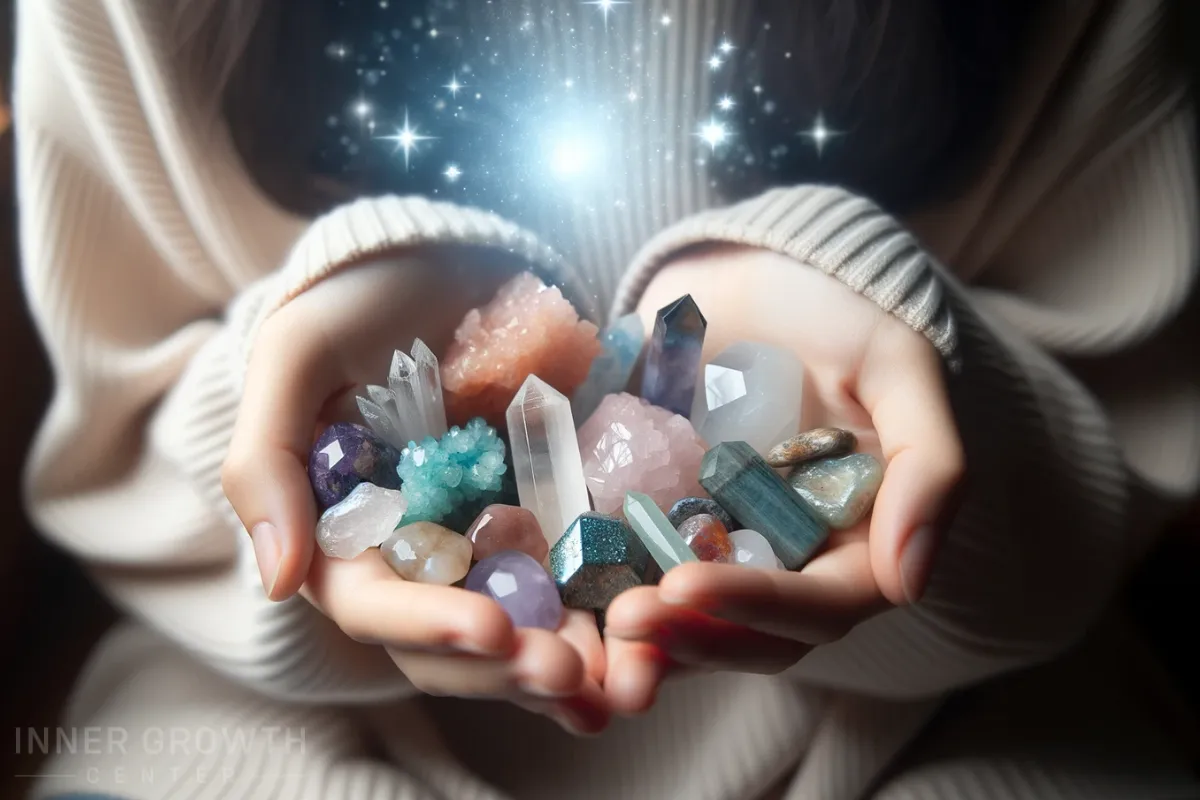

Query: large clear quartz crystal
left=506, top=375, right=591, bottom=549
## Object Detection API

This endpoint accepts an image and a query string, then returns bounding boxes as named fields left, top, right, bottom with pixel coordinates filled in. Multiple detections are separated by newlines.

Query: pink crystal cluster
left=577, top=392, right=708, bottom=515
left=442, top=273, right=601, bottom=427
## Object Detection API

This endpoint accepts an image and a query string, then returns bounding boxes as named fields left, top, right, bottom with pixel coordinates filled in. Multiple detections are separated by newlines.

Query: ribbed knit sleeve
left=16, top=0, right=578, bottom=703
left=611, top=125, right=1199, bottom=700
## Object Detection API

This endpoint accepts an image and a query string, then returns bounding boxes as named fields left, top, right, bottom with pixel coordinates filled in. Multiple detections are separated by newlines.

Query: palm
left=601, top=247, right=961, bottom=712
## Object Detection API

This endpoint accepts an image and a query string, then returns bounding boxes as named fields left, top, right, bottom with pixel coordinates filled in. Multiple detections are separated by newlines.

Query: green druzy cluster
left=398, top=417, right=508, bottom=530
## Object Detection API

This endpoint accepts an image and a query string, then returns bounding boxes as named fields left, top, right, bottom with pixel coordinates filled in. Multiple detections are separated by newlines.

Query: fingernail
left=900, top=525, right=935, bottom=603
left=250, top=522, right=282, bottom=599
left=518, top=680, right=572, bottom=699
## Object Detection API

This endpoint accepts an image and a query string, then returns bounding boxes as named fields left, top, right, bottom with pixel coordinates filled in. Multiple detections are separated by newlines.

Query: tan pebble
left=765, top=428, right=856, bottom=468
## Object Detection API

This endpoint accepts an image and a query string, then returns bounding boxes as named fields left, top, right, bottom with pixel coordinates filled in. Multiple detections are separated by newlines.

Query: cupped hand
left=222, top=256, right=608, bottom=734
left=603, top=247, right=964, bottom=714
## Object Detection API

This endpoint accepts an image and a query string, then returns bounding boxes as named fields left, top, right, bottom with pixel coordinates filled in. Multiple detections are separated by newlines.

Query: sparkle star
left=661, top=14, right=671, bottom=25
left=443, top=164, right=462, bottom=182
left=352, top=98, right=373, bottom=119
left=708, top=55, right=722, bottom=70
left=444, top=75, right=464, bottom=97
left=378, top=109, right=435, bottom=170
left=584, top=0, right=629, bottom=28
left=718, top=40, right=735, bottom=54
left=717, top=95, right=735, bottom=112
left=697, top=119, right=729, bottom=151
left=799, top=113, right=840, bottom=156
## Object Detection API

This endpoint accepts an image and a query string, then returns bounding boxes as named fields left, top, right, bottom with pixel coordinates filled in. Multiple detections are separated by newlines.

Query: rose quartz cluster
left=441, top=272, right=601, bottom=427
left=577, top=392, right=709, bottom=515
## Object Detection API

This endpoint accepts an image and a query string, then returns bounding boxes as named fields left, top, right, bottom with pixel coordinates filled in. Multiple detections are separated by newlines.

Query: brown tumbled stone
left=677, top=513, right=733, bottom=563
left=765, top=428, right=856, bottom=468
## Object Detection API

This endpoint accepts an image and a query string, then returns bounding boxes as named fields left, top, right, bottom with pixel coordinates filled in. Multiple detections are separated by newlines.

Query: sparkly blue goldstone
left=698, top=441, right=829, bottom=569
left=549, top=512, right=651, bottom=610
left=640, top=295, right=707, bottom=417
left=397, top=417, right=507, bottom=532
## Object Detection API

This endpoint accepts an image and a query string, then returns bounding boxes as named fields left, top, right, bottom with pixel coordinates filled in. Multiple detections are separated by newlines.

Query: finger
left=514, top=677, right=612, bottom=736
left=603, top=635, right=675, bottom=716
left=858, top=322, right=965, bottom=605
left=390, top=627, right=584, bottom=699
left=308, top=549, right=517, bottom=656
left=606, top=586, right=809, bottom=675
left=223, top=309, right=344, bottom=601
left=558, top=610, right=607, bottom=685
left=656, top=554, right=886, bottom=643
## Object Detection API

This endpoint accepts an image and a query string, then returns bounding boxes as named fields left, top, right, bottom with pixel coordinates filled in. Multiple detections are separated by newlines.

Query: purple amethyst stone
left=465, top=551, right=564, bottom=631
left=308, top=423, right=402, bottom=510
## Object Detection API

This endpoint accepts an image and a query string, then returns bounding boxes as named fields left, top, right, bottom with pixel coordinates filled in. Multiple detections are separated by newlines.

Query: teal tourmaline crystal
left=698, top=441, right=829, bottom=569
left=550, top=512, right=650, bottom=610
left=624, top=492, right=697, bottom=572
left=397, top=417, right=507, bottom=531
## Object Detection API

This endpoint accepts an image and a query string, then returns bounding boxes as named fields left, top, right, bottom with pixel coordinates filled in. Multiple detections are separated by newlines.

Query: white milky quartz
left=316, top=483, right=408, bottom=559
left=690, top=341, right=804, bottom=456
left=381, top=521, right=472, bottom=585
left=506, top=375, right=592, bottom=548
left=729, top=529, right=783, bottom=570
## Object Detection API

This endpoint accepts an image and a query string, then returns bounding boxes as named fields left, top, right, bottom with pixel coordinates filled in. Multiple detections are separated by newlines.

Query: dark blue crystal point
left=698, top=441, right=829, bottom=569
left=640, top=294, right=707, bottom=417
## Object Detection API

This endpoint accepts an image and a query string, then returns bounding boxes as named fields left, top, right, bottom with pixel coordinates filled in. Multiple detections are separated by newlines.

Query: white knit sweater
left=15, top=0, right=1200, bottom=798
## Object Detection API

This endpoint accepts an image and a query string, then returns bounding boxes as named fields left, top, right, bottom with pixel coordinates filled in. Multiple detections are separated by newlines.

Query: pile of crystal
left=357, top=340, right=448, bottom=451
left=441, top=272, right=602, bottom=427
left=578, top=392, right=708, bottom=516
left=397, top=417, right=508, bottom=531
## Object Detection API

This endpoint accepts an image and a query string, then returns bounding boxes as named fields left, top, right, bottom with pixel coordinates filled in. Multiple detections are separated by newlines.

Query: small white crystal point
left=316, top=483, right=407, bottom=560
left=507, top=374, right=592, bottom=548
left=411, top=338, right=448, bottom=438
left=691, top=341, right=804, bottom=456
left=356, top=396, right=405, bottom=450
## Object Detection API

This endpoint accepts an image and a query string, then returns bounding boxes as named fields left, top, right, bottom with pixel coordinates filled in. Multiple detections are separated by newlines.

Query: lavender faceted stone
left=308, top=423, right=402, bottom=510
left=466, top=551, right=565, bottom=630
left=641, top=295, right=707, bottom=417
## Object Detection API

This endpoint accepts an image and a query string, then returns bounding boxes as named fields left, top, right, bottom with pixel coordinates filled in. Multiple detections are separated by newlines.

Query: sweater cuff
left=612, top=185, right=960, bottom=367
left=239, top=194, right=593, bottom=367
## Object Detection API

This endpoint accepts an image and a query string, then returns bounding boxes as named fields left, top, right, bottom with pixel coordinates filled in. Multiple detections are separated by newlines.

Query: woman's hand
left=603, top=247, right=964, bottom=714
left=222, top=256, right=608, bottom=734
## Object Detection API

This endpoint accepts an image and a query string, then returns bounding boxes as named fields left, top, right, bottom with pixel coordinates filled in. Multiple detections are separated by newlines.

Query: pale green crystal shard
left=787, top=453, right=883, bottom=529
left=624, top=492, right=698, bottom=572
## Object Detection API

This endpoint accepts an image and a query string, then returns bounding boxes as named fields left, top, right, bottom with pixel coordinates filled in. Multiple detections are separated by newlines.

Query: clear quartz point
left=506, top=375, right=592, bottom=548
left=388, top=350, right=431, bottom=445
left=411, top=338, right=448, bottom=438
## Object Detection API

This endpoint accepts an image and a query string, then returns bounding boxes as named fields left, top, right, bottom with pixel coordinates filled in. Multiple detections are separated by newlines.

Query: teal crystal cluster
left=398, top=417, right=507, bottom=531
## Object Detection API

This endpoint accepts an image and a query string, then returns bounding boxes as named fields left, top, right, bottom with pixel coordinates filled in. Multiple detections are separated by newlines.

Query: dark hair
left=213, top=0, right=1038, bottom=217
